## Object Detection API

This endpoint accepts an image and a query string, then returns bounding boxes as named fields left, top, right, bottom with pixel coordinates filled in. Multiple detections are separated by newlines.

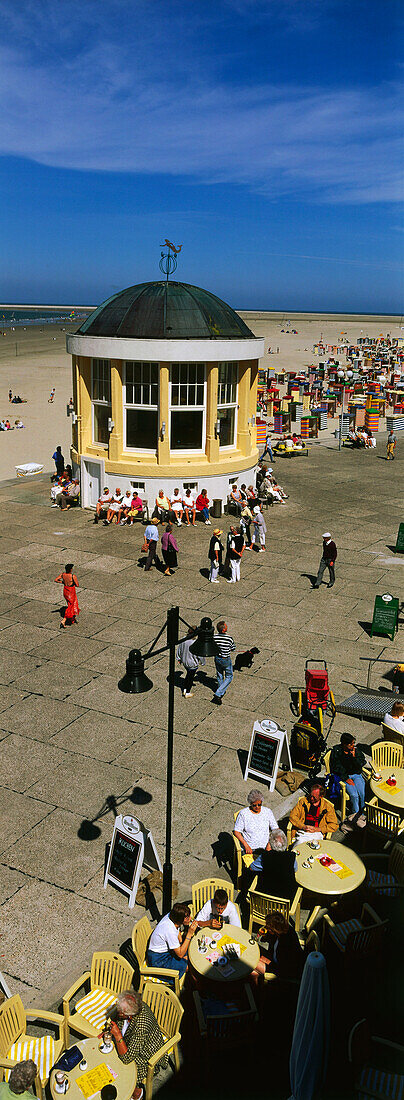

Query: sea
left=0, top=307, right=93, bottom=327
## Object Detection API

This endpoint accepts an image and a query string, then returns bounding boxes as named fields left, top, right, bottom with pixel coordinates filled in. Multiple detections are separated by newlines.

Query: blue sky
left=0, top=0, right=403, bottom=311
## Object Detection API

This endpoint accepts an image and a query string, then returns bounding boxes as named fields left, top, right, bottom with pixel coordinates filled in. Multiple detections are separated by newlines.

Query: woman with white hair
left=250, top=829, right=297, bottom=900
left=108, top=989, right=167, bottom=1100
left=0, top=1060, right=38, bottom=1100
left=234, top=790, right=277, bottom=859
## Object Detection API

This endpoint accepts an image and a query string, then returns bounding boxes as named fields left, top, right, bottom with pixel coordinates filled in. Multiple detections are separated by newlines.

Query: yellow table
left=295, top=839, right=366, bottom=933
left=50, top=1037, right=137, bottom=1100
left=188, top=924, right=259, bottom=984
left=370, top=766, right=404, bottom=811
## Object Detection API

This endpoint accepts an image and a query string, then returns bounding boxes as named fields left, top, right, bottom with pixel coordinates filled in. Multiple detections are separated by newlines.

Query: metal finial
left=159, top=239, right=182, bottom=282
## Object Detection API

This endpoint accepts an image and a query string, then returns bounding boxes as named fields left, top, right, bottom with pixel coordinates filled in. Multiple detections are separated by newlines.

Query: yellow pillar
left=158, top=363, right=170, bottom=464
left=237, top=360, right=252, bottom=456
left=109, top=359, right=123, bottom=460
left=206, top=363, right=219, bottom=462
left=78, top=356, right=92, bottom=453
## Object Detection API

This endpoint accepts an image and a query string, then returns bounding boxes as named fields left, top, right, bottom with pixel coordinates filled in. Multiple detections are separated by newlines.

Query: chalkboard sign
left=109, top=829, right=142, bottom=890
left=244, top=721, right=292, bottom=791
left=104, top=815, right=144, bottom=907
left=371, top=595, right=399, bottom=641
left=395, top=523, right=404, bottom=554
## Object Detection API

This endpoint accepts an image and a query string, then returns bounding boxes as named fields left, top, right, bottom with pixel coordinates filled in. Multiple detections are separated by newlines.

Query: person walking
left=212, top=620, right=236, bottom=705
left=208, top=528, right=223, bottom=583
left=313, top=532, right=337, bottom=589
left=161, top=523, right=178, bottom=576
left=55, top=563, right=80, bottom=627
left=261, top=431, right=275, bottom=463
left=228, top=526, right=245, bottom=582
left=52, top=445, right=64, bottom=480
left=252, top=505, right=267, bottom=552
left=177, top=626, right=206, bottom=698
left=144, top=520, right=160, bottom=571
left=387, top=429, right=397, bottom=460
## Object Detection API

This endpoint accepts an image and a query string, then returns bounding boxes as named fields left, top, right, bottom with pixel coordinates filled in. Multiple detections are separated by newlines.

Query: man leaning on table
left=196, top=887, right=241, bottom=928
left=288, top=780, right=338, bottom=846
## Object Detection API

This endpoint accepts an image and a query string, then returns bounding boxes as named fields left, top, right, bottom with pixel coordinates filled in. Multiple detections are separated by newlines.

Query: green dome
left=77, top=281, right=254, bottom=340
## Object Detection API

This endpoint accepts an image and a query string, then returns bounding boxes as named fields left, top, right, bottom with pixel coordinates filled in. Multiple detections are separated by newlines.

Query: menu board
left=395, top=523, right=404, bottom=554
left=109, top=829, right=142, bottom=890
left=370, top=596, right=399, bottom=641
left=244, top=722, right=291, bottom=791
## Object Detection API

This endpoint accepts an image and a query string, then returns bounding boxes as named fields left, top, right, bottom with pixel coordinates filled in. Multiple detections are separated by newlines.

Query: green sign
left=371, top=595, right=399, bottom=641
left=395, top=523, right=404, bottom=554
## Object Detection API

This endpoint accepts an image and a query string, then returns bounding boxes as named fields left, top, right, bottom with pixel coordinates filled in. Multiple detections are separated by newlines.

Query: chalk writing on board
left=109, top=830, right=142, bottom=890
left=250, top=733, right=278, bottom=778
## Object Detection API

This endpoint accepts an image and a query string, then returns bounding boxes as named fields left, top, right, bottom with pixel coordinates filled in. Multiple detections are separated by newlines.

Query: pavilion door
left=81, top=457, right=103, bottom=508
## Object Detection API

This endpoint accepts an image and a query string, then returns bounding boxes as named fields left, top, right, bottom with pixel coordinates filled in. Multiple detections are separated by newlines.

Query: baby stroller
left=290, top=660, right=336, bottom=778
left=297, top=660, right=336, bottom=734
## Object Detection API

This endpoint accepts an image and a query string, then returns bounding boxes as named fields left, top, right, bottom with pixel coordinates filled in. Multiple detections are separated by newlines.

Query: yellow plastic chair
left=348, top=1018, right=404, bottom=1100
left=132, top=917, right=184, bottom=997
left=0, top=994, right=65, bottom=1100
left=371, top=741, right=403, bottom=770
left=63, top=951, right=134, bottom=1045
left=190, top=878, right=240, bottom=923
left=381, top=722, right=404, bottom=749
left=365, top=800, right=403, bottom=850
left=364, top=842, right=404, bottom=900
left=141, top=981, right=183, bottom=1100
left=322, top=903, right=388, bottom=959
left=247, top=881, right=303, bottom=935
left=232, top=811, right=254, bottom=886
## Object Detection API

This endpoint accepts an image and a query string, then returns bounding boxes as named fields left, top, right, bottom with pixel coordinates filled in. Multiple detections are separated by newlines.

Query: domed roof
left=77, top=281, right=254, bottom=340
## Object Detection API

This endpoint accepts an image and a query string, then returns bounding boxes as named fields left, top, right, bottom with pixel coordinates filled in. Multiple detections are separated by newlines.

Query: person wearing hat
left=208, top=528, right=224, bottom=583
left=313, top=532, right=337, bottom=589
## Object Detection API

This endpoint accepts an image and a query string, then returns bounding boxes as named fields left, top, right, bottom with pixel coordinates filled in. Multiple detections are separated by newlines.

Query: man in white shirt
left=171, top=489, right=183, bottom=525
left=196, top=888, right=241, bottom=928
left=234, top=788, right=278, bottom=857
left=147, top=901, right=198, bottom=980
left=383, top=702, right=404, bottom=737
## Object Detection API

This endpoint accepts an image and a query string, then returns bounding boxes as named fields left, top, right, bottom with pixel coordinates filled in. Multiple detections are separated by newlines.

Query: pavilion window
left=217, top=362, right=238, bottom=447
left=124, top=362, right=158, bottom=451
left=91, top=359, right=111, bottom=445
left=170, top=363, right=205, bottom=450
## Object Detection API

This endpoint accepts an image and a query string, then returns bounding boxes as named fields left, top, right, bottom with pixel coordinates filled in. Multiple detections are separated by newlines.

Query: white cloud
left=0, top=1, right=402, bottom=203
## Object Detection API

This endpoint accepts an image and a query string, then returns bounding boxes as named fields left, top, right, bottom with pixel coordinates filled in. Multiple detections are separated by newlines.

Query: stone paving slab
left=52, top=712, right=149, bottom=761
left=0, top=695, right=86, bottom=740
left=1, top=734, right=69, bottom=793
left=0, top=787, right=55, bottom=854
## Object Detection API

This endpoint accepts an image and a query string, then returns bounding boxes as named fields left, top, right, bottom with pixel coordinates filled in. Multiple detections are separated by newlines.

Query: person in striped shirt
left=213, top=620, right=236, bottom=705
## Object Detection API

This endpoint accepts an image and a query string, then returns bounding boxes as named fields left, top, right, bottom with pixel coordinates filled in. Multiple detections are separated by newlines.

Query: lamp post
left=337, top=368, right=353, bottom=451
left=119, top=607, right=219, bottom=912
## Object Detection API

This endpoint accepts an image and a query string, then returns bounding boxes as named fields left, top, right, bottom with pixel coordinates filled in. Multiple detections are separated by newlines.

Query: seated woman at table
left=108, top=990, right=167, bottom=1100
left=252, top=912, right=304, bottom=983
left=249, top=829, right=297, bottom=901
left=146, top=901, right=198, bottom=979
left=0, top=1059, right=38, bottom=1100
left=288, top=780, right=338, bottom=846
left=383, top=700, right=404, bottom=737
left=196, top=887, right=241, bottom=928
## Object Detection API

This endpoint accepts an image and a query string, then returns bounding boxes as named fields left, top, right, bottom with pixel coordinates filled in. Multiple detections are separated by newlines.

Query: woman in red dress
left=55, top=563, right=80, bottom=627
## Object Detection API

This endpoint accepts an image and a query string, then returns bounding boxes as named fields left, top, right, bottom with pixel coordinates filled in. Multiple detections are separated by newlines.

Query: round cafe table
left=188, top=924, right=259, bottom=984
left=50, top=1036, right=137, bottom=1100
left=295, top=839, right=366, bottom=933
left=370, top=766, right=404, bottom=811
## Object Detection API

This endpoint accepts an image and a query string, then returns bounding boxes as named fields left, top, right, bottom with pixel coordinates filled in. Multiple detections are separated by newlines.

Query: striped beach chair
left=0, top=994, right=65, bottom=1099
left=63, top=951, right=134, bottom=1045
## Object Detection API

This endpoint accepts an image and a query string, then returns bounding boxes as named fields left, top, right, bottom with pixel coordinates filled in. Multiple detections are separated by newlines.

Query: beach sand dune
left=0, top=313, right=401, bottom=482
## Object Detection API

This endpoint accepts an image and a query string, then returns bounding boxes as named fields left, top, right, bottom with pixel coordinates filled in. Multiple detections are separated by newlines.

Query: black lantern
left=189, top=616, right=219, bottom=658
left=118, top=648, right=153, bottom=694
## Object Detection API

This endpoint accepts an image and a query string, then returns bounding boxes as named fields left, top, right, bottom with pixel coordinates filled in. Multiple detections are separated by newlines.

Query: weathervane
left=159, top=239, right=182, bottom=282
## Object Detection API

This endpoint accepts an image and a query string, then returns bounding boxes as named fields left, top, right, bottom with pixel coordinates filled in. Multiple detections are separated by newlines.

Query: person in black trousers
left=313, top=532, right=337, bottom=588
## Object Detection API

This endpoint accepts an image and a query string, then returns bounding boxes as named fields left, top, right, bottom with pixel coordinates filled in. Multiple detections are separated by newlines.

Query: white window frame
left=91, top=359, right=111, bottom=447
left=217, top=362, right=238, bottom=450
left=130, top=480, right=146, bottom=492
left=169, top=363, right=206, bottom=453
left=124, top=361, right=159, bottom=453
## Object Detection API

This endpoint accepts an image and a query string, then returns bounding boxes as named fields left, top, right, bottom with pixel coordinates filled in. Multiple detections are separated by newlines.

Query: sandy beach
left=0, top=311, right=402, bottom=482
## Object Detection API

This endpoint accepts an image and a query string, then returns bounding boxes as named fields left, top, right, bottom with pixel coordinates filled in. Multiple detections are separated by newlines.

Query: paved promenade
left=0, top=434, right=402, bottom=1008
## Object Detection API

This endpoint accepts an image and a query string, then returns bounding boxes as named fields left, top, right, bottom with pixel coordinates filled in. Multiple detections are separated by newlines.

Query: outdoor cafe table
left=188, top=924, right=259, bottom=986
left=295, top=838, right=366, bottom=932
left=370, top=766, right=404, bottom=812
left=50, top=1036, right=137, bottom=1100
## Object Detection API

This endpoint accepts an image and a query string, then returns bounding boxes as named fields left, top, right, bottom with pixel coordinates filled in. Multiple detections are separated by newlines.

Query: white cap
left=267, top=467, right=273, bottom=472
left=253, top=506, right=261, bottom=513
left=322, top=531, right=331, bottom=538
